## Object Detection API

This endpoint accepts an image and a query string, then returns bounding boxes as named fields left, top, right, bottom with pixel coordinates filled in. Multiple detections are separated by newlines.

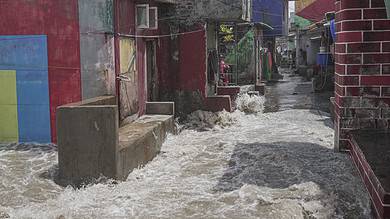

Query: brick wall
left=334, top=0, right=390, bottom=150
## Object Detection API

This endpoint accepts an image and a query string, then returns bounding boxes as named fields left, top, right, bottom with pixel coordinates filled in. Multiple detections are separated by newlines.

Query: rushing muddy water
left=0, top=93, right=371, bottom=218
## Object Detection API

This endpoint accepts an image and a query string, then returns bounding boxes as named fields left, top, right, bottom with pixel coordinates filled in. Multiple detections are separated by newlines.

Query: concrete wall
left=0, top=0, right=82, bottom=143
left=57, top=96, right=175, bottom=185
left=173, top=0, right=244, bottom=25
left=334, top=0, right=390, bottom=150
left=79, top=0, right=116, bottom=99
left=57, top=96, right=118, bottom=185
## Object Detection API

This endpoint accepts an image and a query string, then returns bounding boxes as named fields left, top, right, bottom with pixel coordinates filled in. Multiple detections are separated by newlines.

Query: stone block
left=57, top=97, right=119, bottom=186
left=57, top=96, right=174, bottom=186
left=146, top=102, right=175, bottom=115
left=255, top=83, right=265, bottom=95
left=217, top=86, right=240, bottom=101
left=203, top=95, right=232, bottom=112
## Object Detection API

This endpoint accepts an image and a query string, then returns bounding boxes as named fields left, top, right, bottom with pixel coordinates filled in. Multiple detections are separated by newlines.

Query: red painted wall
left=156, top=35, right=176, bottom=96
left=178, top=27, right=207, bottom=96
left=0, top=0, right=82, bottom=142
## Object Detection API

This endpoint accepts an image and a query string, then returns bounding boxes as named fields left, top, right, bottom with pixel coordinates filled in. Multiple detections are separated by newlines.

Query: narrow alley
left=2, top=0, right=390, bottom=218
left=0, top=70, right=371, bottom=218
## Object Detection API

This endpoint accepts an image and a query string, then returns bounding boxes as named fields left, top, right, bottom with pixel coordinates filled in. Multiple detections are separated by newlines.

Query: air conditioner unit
left=136, top=4, right=158, bottom=29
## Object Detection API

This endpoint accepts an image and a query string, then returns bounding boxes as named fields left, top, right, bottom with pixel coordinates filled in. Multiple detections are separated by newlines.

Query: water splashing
left=235, top=93, right=265, bottom=114
left=181, top=109, right=238, bottom=131
left=0, top=108, right=371, bottom=218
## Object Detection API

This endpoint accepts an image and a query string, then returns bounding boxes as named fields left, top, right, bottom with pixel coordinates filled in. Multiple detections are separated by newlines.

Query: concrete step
left=117, top=115, right=175, bottom=180
left=203, top=95, right=232, bottom=112
left=216, top=86, right=240, bottom=101
left=57, top=98, right=175, bottom=186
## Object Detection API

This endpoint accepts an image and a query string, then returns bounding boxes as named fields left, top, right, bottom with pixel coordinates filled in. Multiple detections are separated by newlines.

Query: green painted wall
left=0, top=70, right=18, bottom=142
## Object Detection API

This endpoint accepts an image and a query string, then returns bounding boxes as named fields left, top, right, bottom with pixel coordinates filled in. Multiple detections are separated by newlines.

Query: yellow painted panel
left=119, top=38, right=139, bottom=119
left=0, top=70, right=18, bottom=142
left=120, top=38, right=136, bottom=74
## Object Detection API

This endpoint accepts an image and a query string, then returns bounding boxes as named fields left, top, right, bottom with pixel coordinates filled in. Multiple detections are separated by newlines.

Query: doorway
left=146, top=40, right=158, bottom=102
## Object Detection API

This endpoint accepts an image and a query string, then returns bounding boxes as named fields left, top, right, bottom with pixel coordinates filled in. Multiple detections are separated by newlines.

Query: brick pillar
left=334, top=0, right=390, bottom=150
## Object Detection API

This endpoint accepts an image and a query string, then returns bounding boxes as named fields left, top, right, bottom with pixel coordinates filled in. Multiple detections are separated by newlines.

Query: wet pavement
left=264, top=69, right=333, bottom=114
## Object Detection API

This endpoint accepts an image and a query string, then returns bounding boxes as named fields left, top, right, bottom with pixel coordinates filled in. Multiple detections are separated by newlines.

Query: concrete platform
left=217, top=86, right=240, bottom=101
left=117, top=115, right=175, bottom=180
left=203, top=95, right=232, bottom=112
left=57, top=97, right=175, bottom=186
left=255, top=83, right=265, bottom=95
left=348, top=130, right=390, bottom=219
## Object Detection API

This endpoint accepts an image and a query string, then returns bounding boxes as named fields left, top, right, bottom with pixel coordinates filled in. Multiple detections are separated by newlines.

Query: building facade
left=0, top=0, right=175, bottom=143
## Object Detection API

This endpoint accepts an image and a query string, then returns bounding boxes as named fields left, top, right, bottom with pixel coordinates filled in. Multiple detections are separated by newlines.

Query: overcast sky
left=289, top=1, right=295, bottom=13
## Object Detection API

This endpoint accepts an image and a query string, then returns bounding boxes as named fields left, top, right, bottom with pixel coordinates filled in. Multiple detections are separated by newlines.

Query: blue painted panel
left=17, top=69, right=51, bottom=143
left=252, top=0, right=285, bottom=36
left=0, top=35, right=51, bottom=143
left=18, top=105, right=51, bottom=142
left=0, top=35, right=48, bottom=70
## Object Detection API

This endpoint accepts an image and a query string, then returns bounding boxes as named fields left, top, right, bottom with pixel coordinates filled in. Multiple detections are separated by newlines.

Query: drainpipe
left=234, top=23, right=238, bottom=85
left=113, top=0, right=121, bottom=119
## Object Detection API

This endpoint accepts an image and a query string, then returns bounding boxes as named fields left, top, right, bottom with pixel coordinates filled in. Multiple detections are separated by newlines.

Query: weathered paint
left=0, top=70, right=18, bottom=142
left=136, top=39, right=147, bottom=115
left=119, top=38, right=139, bottom=120
left=78, top=0, right=116, bottom=99
left=0, top=35, right=51, bottom=143
left=173, top=0, right=244, bottom=25
left=0, top=0, right=82, bottom=142
left=178, top=27, right=207, bottom=95
left=163, top=26, right=208, bottom=117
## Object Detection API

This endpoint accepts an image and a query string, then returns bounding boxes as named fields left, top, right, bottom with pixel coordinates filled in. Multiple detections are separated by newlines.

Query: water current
left=0, top=94, right=371, bottom=218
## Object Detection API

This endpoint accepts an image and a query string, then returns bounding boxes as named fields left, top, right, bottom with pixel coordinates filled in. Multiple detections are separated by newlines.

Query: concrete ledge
left=62, top=95, right=117, bottom=107
left=117, top=115, right=174, bottom=180
left=217, top=86, right=240, bottom=101
left=204, top=95, right=232, bottom=112
left=57, top=100, right=119, bottom=185
left=57, top=96, right=174, bottom=186
left=146, top=102, right=175, bottom=115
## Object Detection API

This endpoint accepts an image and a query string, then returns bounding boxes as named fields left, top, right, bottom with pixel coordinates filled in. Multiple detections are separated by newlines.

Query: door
left=146, top=40, right=158, bottom=102
left=119, top=38, right=138, bottom=121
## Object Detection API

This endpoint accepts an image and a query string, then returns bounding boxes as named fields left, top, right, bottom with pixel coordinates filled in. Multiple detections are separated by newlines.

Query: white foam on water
left=1, top=109, right=371, bottom=218
left=235, top=93, right=265, bottom=114
left=181, top=109, right=238, bottom=131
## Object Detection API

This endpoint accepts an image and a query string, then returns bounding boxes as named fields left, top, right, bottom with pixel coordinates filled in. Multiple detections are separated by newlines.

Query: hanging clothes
left=260, top=49, right=272, bottom=81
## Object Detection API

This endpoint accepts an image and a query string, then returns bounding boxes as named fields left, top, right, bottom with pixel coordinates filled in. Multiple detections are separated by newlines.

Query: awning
left=296, top=0, right=335, bottom=23
left=294, top=15, right=312, bottom=29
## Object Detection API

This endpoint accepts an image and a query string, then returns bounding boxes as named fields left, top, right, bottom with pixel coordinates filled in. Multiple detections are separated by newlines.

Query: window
left=149, top=7, right=158, bottom=29
left=136, top=4, right=149, bottom=29
left=136, top=4, right=158, bottom=29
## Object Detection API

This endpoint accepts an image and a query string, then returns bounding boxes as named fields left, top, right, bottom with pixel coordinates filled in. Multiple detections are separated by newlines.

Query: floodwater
left=0, top=71, right=371, bottom=218
left=264, top=69, right=333, bottom=114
